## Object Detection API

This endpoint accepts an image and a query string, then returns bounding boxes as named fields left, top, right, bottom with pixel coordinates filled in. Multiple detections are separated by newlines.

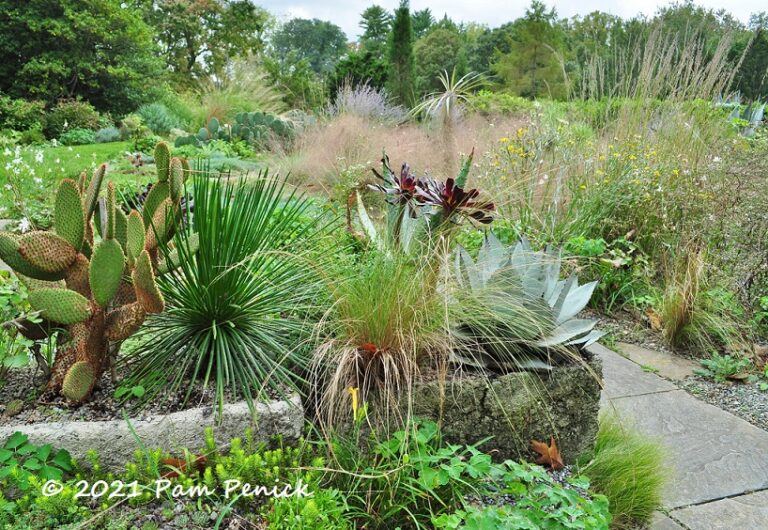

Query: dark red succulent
left=370, top=155, right=418, bottom=206
left=415, top=177, right=494, bottom=224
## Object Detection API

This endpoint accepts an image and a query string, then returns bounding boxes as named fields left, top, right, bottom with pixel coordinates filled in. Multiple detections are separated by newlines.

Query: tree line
left=0, top=0, right=765, bottom=115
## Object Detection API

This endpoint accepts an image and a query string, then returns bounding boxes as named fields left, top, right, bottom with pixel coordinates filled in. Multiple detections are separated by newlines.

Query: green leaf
left=40, top=465, right=63, bottom=481
left=3, top=353, right=29, bottom=368
left=5, top=432, right=28, bottom=450
left=131, top=385, right=146, bottom=398
left=52, top=449, right=73, bottom=471
left=0, top=449, right=12, bottom=463
left=22, top=458, right=41, bottom=470
left=36, top=444, right=52, bottom=462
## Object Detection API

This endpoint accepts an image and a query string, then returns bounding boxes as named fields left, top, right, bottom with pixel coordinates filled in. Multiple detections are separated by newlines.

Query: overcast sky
left=256, top=0, right=763, bottom=39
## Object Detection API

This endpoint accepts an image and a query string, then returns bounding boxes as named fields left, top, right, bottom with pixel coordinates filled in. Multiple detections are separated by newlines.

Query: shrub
left=137, top=102, right=182, bottom=135
left=328, top=82, right=407, bottom=124
left=469, top=90, right=534, bottom=116
left=94, top=126, right=121, bottom=144
left=58, top=127, right=96, bottom=145
left=125, top=169, right=335, bottom=415
left=17, top=126, right=45, bottom=145
left=42, top=99, right=100, bottom=139
left=578, top=414, right=667, bottom=529
left=0, top=95, right=45, bottom=131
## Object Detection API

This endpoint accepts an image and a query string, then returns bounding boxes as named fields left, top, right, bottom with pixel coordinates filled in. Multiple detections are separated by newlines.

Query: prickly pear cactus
left=0, top=142, right=187, bottom=403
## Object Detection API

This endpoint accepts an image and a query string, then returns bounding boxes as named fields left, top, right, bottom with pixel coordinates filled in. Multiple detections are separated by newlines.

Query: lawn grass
left=0, top=141, right=145, bottom=221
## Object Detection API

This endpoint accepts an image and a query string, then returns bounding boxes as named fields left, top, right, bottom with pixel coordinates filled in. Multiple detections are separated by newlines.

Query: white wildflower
left=18, top=218, right=31, bottom=233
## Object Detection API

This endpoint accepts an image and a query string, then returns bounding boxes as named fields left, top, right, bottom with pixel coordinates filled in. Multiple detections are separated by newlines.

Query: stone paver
left=591, top=343, right=677, bottom=398
left=671, top=490, right=768, bottom=530
left=605, top=390, right=768, bottom=508
left=617, top=342, right=698, bottom=381
left=651, top=512, right=685, bottom=530
left=590, top=343, right=768, bottom=528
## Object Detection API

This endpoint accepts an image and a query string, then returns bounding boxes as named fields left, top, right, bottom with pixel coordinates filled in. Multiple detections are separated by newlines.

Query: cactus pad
left=54, top=179, right=85, bottom=251
left=115, top=208, right=128, bottom=251
left=144, top=198, right=173, bottom=251
left=90, top=239, right=125, bottom=306
left=83, top=164, right=106, bottom=219
left=62, top=361, right=95, bottom=403
left=169, top=157, right=184, bottom=202
left=105, top=302, right=146, bottom=341
left=133, top=250, right=164, bottom=313
left=126, top=210, right=145, bottom=262
left=18, top=231, right=78, bottom=273
left=154, top=142, right=171, bottom=183
left=105, top=182, right=116, bottom=240
left=0, top=233, right=66, bottom=281
left=142, top=181, right=170, bottom=227
left=28, top=288, right=91, bottom=324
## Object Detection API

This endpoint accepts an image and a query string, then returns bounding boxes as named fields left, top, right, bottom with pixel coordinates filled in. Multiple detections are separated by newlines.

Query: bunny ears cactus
left=0, top=141, right=189, bottom=403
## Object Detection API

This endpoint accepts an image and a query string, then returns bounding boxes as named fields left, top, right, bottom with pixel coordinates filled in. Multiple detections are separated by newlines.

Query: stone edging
left=0, top=395, right=304, bottom=470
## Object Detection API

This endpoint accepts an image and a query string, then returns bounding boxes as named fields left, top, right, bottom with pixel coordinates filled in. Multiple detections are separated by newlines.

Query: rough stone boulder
left=411, top=355, right=602, bottom=464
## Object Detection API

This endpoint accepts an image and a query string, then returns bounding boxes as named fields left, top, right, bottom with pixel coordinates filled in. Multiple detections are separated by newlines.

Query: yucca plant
left=124, top=167, right=334, bottom=415
left=452, top=234, right=604, bottom=371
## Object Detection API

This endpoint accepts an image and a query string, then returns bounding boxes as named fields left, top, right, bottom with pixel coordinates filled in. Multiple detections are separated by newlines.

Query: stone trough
left=411, top=354, right=603, bottom=464
left=0, top=396, right=304, bottom=470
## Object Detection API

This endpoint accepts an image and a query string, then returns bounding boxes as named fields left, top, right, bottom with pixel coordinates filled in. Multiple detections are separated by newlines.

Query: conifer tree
left=387, top=1, right=416, bottom=106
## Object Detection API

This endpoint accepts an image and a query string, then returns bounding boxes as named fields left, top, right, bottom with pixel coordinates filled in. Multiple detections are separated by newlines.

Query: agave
left=452, top=233, right=604, bottom=372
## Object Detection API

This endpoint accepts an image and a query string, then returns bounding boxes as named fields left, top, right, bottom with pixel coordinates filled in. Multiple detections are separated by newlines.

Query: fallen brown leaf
left=531, top=436, right=564, bottom=470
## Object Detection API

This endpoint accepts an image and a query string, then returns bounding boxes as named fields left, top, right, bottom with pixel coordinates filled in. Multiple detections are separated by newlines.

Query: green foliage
left=265, top=488, right=352, bottom=529
left=695, top=352, right=752, bottom=383
left=432, top=465, right=610, bottom=529
left=0, top=432, right=74, bottom=494
left=0, top=0, right=163, bottom=113
left=137, top=103, right=183, bottom=135
left=331, top=419, right=610, bottom=529
left=493, top=1, right=567, bottom=99
left=0, top=143, right=178, bottom=402
left=0, top=95, right=45, bottom=132
left=43, top=100, right=100, bottom=140
left=414, top=28, right=466, bottom=94
left=387, top=1, right=417, bottom=106
left=328, top=50, right=389, bottom=100
left=359, top=5, right=392, bottom=55
left=125, top=169, right=334, bottom=415
left=0, top=272, right=35, bottom=380
left=58, top=128, right=96, bottom=146
left=94, top=127, right=121, bottom=144
left=578, top=415, right=667, bottom=529
left=144, top=0, right=270, bottom=85
left=469, top=90, right=534, bottom=116
left=271, top=18, right=348, bottom=76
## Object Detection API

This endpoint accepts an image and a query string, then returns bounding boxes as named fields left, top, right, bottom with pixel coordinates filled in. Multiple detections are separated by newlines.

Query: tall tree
left=411, top=8, right=435, bottom=38
left=415, top=28, right=465, bottom=93
left=145, top=0, right=269, bottom=85
left=387, top=1, right=416, bottom=106
left=359, top=5, right=391, bottom=55
left=493, top=1, right=567, bottom=99
left=0, top=0, right=163, bottom=113
left=271, top=18, right=348, bottom=75
left=732, top=28, right=768, bottom=101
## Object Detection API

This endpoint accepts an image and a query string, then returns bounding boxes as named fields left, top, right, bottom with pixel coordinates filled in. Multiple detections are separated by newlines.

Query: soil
left=0, top=364, right=282, bottom=427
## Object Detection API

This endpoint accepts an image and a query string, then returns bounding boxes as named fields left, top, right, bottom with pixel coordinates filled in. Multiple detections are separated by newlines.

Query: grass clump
left=579, top=414, right=668, bottom=529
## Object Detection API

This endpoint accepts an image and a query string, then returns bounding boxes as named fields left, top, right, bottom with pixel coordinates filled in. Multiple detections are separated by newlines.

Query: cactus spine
left=0, top=142, right=186, bottom=403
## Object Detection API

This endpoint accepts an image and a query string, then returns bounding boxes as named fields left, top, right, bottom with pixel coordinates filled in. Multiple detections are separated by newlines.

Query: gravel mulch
left=0, top=365, right=281, bottom=427
left=679, top=377, right=768, bottom=432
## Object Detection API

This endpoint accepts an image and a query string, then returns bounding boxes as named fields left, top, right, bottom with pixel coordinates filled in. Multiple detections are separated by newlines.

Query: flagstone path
left=590, top=343, right=768, bottom=529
